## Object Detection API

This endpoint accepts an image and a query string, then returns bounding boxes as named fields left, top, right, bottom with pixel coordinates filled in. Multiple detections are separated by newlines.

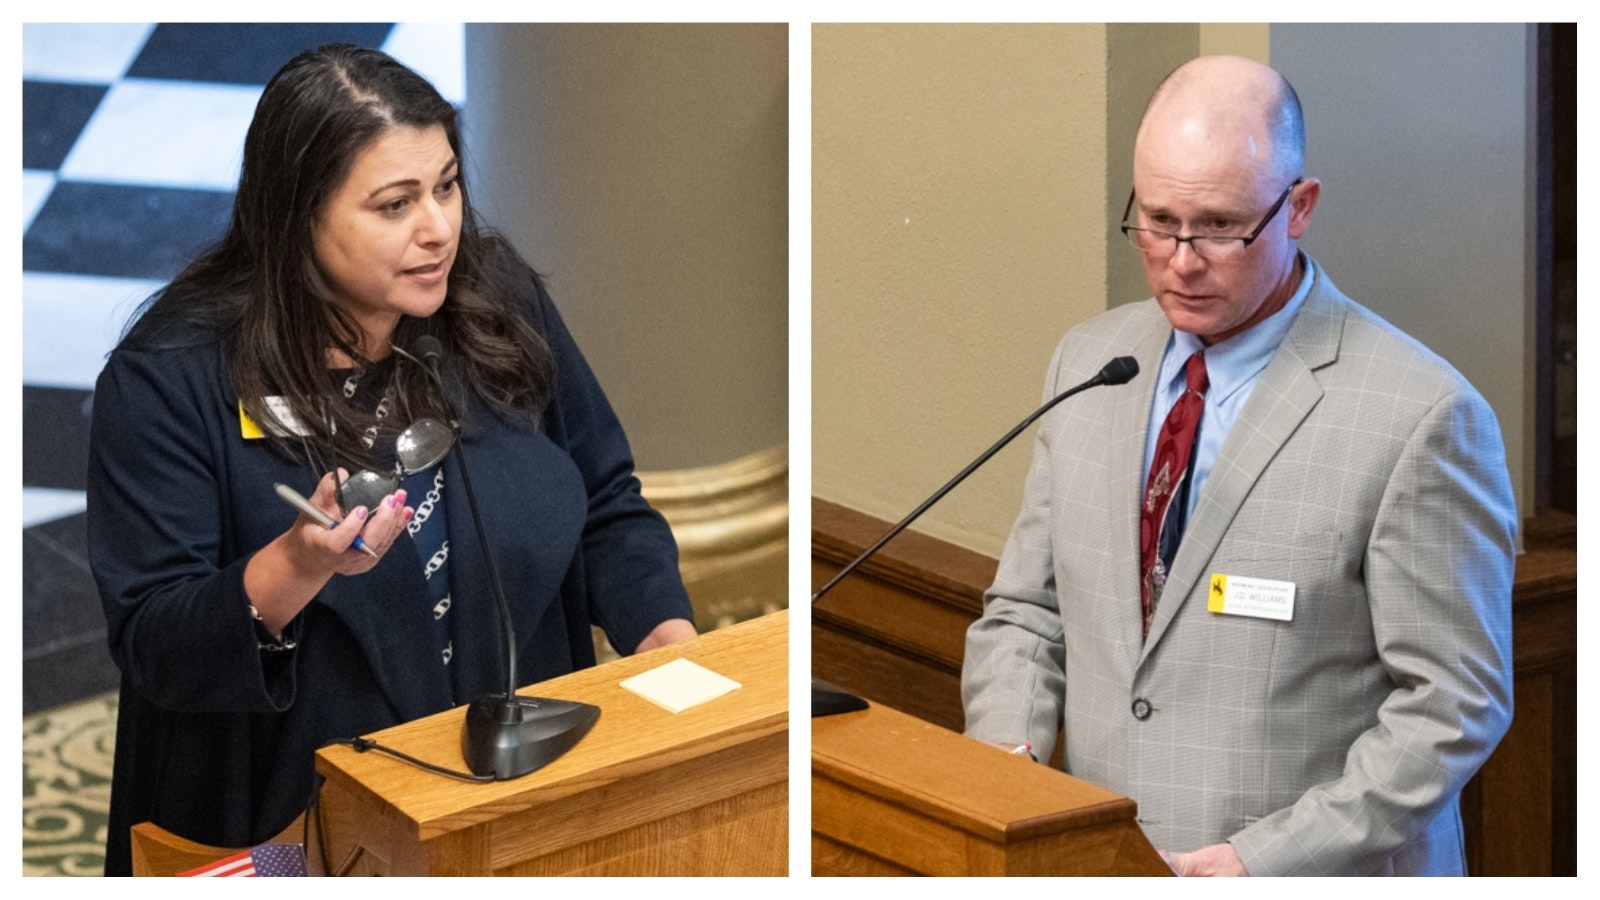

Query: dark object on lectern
left=812, top=677, right=869, bottom=718
left=462, top=694, right=601, bottom=779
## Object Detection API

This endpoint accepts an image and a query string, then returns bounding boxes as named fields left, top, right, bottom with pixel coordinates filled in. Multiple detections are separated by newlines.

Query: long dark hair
left=123, top=42, right=553, bottom=469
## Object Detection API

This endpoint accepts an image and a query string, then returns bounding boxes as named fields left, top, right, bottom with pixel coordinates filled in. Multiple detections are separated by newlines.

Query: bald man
left=961, top=56, right=1516, bottom=876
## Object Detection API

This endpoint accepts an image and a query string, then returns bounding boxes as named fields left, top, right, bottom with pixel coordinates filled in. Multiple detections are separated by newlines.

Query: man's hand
left=984, top=741, right=1035, bottom=760
left=1159, top=843, right=1249, bottom=876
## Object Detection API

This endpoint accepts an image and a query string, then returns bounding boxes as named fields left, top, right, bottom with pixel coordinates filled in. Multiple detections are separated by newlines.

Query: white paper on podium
left=619, top=658, right=742, bottom=713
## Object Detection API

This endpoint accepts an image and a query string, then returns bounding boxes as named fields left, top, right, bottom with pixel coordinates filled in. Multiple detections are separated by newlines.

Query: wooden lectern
left=312, top=609, right=788, bottom=875
left=813, top=701, right=1170, bottom=876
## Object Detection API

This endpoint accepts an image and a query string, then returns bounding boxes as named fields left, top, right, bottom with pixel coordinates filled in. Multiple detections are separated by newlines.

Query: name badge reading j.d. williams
left=239, top=397, right=311, bottom=439
left=1208, top=573, right=1295, bottom=622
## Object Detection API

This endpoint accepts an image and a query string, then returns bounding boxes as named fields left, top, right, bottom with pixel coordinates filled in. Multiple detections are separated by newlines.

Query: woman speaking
left=87, top=43, right=695, bottom=875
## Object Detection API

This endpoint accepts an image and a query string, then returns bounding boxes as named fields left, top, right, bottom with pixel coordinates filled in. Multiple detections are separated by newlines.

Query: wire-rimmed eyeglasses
left=1120, top=178, right=1303, bottom=262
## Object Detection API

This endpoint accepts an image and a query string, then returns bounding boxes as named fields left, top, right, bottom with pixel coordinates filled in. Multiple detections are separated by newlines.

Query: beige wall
left=465, top=24, right=788, bottom=472
left=813, top=24, right=1110, bottom=556
left=1200, top=23, right=1270, bottom=61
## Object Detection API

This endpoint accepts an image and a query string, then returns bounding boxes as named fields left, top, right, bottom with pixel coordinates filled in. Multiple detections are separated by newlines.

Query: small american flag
left=178, top=843, right=308, bottom=877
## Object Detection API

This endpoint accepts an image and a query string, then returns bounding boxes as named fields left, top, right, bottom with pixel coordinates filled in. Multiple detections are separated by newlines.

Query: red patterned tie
left=1139, top=351, right=1208, bottom=640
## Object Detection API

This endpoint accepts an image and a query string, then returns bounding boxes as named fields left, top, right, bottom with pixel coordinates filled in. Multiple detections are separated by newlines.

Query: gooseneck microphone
left=412, top=336, right=516, bottom=701
left=811, top=356, right=1138, bottom=603
left=811, top=356, right=1139, bottom=716
left=411, top=335, right=600, bottom=779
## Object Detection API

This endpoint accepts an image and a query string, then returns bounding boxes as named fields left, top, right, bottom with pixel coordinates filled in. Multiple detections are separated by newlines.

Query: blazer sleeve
left=87, top=345, right=298, bottom=714
left=961, top=339, right=1070, bottom=761
left=1230, top=383, right=1517, bottom=875
left=532, top=283, right=696, bottom=655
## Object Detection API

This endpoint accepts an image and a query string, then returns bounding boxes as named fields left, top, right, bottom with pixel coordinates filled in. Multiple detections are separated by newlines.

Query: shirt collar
left=1161, top=253, right=1317, bottom=404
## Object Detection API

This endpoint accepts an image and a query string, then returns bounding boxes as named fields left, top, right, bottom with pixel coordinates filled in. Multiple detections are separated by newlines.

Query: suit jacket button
left=1131, top=698, right=1152, bottom=720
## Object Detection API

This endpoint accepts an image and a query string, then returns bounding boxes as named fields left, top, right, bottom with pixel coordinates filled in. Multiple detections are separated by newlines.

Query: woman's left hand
left=634, top=618, right=697, bottom=653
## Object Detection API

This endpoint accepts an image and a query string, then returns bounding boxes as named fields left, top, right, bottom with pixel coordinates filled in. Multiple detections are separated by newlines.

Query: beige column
left=465, top=24, right=788, bottom=631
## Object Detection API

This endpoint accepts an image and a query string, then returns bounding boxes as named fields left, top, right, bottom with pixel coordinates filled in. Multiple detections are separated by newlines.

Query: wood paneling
left=811, top=499, right=989, bottom=733
left=1462, top=543, right=1577, bottom=876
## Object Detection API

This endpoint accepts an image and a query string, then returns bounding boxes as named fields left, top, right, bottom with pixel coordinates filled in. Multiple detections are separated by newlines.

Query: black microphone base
left=812, top=677, right=869, bottom=718
left=461, top=693, right=600, bottom=780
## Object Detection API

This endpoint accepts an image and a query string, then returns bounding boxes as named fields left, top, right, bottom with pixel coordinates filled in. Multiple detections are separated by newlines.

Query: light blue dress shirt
left=1141, top=255, right=1318, bottom=526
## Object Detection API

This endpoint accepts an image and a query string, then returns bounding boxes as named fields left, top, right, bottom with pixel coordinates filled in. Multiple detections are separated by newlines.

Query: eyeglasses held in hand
left=334, top=417, right=455, bottom=515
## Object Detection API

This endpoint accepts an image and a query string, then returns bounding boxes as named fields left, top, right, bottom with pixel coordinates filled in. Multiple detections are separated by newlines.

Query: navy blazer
left=87, top=256, right=693, bottom=875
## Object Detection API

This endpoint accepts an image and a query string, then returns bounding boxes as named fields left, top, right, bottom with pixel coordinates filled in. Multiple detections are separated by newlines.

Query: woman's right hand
left=245, top=471, right=414, bottom=636
left=285, top=470, right=412, bottom=578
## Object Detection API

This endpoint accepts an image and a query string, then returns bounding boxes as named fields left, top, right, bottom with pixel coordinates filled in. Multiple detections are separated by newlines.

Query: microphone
left=1095, top=356, right=1139, bottom=387
left=811, top=356, right=1139, bottom=716
left=408, top=336, right=600, bottom=778
left=413, top=333, right=445, bottom=369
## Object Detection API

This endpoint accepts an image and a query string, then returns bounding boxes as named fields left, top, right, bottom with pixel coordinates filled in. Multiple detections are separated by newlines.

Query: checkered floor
left=20, top=22, right=465, bottom=715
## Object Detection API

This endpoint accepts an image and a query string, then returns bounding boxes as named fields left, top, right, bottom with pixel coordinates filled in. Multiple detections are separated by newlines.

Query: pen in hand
left=273, top=483, right=381, bottom=560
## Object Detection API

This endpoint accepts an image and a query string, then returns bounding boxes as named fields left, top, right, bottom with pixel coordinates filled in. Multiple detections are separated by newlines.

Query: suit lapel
left=1139, top=273, right=1347, bottom=658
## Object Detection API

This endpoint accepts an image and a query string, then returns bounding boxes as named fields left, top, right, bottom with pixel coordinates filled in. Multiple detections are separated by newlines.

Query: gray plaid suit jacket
left=962, top=260, right=1517, bottom=876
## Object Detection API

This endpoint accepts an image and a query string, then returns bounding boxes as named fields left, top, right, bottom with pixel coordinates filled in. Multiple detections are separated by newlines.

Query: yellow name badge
left=1208, top=573, right=1295, bottom=622
left=239, top=397, right=310, bottom=439
left=239, top=400, right=264, bottom=439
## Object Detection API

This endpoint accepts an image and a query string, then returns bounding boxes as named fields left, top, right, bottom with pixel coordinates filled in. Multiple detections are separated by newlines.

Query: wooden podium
left=311, top=609, right=787, bottom=875
left=813, top=701, right=1170, bottom=876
